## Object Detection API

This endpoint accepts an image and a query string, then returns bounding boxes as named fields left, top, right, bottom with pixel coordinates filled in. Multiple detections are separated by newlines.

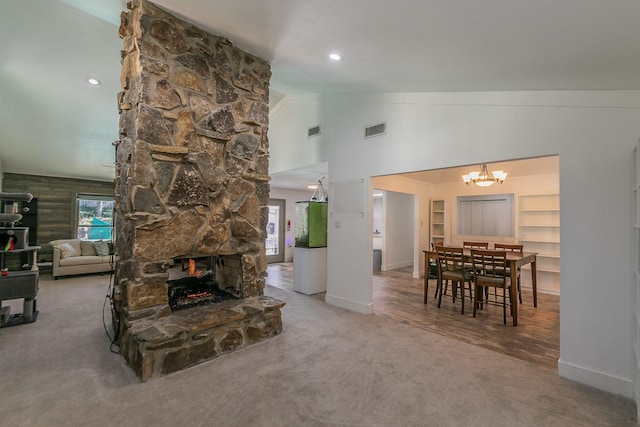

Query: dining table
left=423, top=248, right=538, bottom=326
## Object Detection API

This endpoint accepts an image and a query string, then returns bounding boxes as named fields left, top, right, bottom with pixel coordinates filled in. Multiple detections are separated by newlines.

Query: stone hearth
left=114, top=0, right=284, bottom=381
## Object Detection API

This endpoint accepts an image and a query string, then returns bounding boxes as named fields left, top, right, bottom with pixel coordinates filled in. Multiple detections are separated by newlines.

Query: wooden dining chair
left=421, top=242, right=445, bottom=300
left=463, top=241, right=489, bottom=249
left=463, top=241, right=490, bottom=298
left=423, top=242, right=448, bottom=304
left=494, top=243, right=524, bottom=304
left=470, top=249, right=514, bottom=325
left=429, top=241, right=445, bottom=299
left=435, top=246, right=473, bottom=314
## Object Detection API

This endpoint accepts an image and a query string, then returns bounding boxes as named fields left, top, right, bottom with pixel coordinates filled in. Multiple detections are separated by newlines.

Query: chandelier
left=461, top=163, right=508, bottom=187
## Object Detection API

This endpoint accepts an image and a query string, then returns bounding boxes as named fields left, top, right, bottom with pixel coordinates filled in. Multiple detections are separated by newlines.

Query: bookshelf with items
left=430, top=199, right=446, bottom=247
left=0, top=192, right=40, bottom=327
left=518, top=194, right=560, bottom=293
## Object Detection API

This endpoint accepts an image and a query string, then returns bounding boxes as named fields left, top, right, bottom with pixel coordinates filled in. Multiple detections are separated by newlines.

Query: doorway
left=370, top=155, right=560, bottom=368
left=266, top=199, right=285, bottom=263
left=371, top=190, right=415, bottom=272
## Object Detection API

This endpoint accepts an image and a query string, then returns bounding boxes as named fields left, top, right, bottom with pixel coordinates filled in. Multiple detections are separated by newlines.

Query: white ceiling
left=270, top=162, right=329, bottom=191
left=395, top=155, right=559, bottom=185
left=0, top=0, right=638, bottom=186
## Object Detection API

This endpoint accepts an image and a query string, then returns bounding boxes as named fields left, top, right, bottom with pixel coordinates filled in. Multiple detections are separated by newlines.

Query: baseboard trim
left=558, top=358, right=634, bottom=399
left=325, top=293, right=373, bottom=314
left=383, top=260, right=412, bottom=271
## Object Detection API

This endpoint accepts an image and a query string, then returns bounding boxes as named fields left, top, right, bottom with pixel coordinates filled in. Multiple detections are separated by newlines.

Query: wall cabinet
left=518, top=194, right=560, bottom=293
left=430, top=199, right=446, bottom=246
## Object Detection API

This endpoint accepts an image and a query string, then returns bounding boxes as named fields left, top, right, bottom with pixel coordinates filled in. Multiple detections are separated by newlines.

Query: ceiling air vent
left=364, top=122, right=386, bottom=139
left=308, top=125, right=321, bottom=138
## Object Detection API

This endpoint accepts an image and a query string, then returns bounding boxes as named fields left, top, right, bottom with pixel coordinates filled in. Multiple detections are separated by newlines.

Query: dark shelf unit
left=0, top=193, right=40, bottom=327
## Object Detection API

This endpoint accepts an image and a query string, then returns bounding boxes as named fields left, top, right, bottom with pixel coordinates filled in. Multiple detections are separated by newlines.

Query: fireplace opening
left=167, top=255, right=243, bottom=311
left=167, top=272, right=239, bottom=311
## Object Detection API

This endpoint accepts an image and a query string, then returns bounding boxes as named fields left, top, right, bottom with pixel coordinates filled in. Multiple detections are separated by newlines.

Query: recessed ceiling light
left=307, top=184, right=318, bottom=189
left=87, top=77, right=101, bottom=86
left=329, top=53, right=342, bottom=61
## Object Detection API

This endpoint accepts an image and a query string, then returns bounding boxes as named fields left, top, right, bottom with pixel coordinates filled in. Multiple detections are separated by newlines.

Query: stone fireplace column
left=114, top=0, right=284, bottom=381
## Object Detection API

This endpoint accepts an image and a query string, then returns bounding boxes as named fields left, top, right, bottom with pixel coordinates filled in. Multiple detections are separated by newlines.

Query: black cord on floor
left=102, top=252, right=120, bottom=354
left=102, top=291, right=120, bottom=354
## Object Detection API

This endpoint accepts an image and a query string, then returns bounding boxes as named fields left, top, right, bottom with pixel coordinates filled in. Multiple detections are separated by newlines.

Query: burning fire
left=185, top=291, right=212, bottom=300
left=188, top=259, right=203, bottom=278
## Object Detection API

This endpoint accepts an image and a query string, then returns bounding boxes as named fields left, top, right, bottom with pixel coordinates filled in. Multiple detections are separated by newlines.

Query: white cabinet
left=430, top=199, right=446, bottom=246
left=293, top=247, right=327, bottom=295
left=518, top=194, right=560, bottom=293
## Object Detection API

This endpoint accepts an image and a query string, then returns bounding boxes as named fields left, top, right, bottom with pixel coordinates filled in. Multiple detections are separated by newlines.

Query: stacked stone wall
left=114, top=0, right=282, bottom=381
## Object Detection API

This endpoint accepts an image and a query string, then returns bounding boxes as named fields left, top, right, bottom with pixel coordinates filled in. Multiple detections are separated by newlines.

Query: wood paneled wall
left=2, top=173, right=114, bottom=267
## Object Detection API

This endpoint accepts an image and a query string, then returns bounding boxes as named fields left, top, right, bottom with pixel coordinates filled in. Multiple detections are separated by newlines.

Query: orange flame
left=188, top=259, right=202, bottom=278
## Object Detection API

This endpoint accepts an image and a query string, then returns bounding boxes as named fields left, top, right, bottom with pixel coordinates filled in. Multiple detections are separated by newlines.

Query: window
left=457, top=194, right=514, bottom=237
left=75, top=194, right=115, bottom=240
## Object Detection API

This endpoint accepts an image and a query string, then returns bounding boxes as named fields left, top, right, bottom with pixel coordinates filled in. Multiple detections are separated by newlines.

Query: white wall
left=381, top=191, right=414, bottom=271
left=270, top=90, right=640, bottom=398
left=268, top=93, right=326, bottom=175
left=269, top=187, right=310, bottom=262
left=372, top=175, right=433, bottom=277
left=372, top=193, right=383, bottom=253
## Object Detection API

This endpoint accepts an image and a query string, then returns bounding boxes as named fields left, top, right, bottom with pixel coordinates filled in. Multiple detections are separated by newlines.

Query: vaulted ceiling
left=1, top=0, right=639, bottom=186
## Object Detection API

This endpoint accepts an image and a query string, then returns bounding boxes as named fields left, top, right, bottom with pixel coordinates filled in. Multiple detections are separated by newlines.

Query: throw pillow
left=93, top=241, right=110, bottom=257
left=80, top=240, right=97, bottom=256
left=56, top=243, right=77, bottom=259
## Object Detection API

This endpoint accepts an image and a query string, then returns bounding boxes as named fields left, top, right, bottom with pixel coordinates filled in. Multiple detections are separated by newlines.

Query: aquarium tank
left=295, top=201, right=328, bottom=248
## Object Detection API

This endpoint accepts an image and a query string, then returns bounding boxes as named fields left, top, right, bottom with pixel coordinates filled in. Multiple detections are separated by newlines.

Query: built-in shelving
left=430, top=199, right=446, bottom=246
left=518, top=194, right=560, bottom=293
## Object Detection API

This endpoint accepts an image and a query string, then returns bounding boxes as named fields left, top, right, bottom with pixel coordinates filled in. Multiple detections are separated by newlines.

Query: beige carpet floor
left=0, top=269, right=635, bottom=427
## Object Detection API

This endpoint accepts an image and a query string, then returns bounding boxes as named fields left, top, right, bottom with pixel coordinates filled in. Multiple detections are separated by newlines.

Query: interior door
left=266, top=199, right=285, bottom=263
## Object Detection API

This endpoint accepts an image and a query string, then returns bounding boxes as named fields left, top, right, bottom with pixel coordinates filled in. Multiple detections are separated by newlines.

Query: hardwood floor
left=266, top=262, right=560, bottom=371
left=265, top=262, right=325, bottom=302
left=373, top=266, right=559, bottom=371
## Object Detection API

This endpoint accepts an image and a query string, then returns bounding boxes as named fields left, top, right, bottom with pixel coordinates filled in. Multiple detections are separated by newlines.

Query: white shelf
left=517, top=194, right=560, bottom=291
left=430, top=199, right=446, bottom=246
left=518, top=194, right=560, bottom=211
left=522, top=265, right=560, bottom=274
left=536, top=253, right=560, bottom=259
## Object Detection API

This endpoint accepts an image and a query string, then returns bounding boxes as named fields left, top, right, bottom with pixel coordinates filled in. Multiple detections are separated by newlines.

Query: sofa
left=50, top=239, right=116, bottom=279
